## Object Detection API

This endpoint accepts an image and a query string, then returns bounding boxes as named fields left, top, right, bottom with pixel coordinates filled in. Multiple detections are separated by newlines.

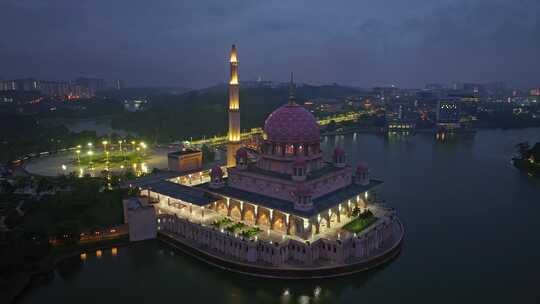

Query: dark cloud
left=1, top=0, right=538, bottom=88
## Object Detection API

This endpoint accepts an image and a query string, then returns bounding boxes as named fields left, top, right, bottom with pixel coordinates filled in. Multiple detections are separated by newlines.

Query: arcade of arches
left=208, top=196, right=368, bottom=239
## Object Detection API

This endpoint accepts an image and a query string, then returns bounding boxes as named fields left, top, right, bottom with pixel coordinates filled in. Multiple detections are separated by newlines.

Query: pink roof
left=264, top=104, right=320, bottom=144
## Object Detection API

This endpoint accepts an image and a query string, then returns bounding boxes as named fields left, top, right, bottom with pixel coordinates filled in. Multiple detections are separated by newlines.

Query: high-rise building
left=0, top=80, right=16, bottom=91
left=75, top=77, right=106, bottom=97
left=436, top=99, right=460, bottom=128
left=14, top=79, right=39, bottom=91
left=227, top=45, right=241, bottom=167
left=114, top=80, right=125, bottom=90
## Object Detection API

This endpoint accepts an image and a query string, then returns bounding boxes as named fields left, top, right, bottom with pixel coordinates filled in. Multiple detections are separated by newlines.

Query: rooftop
left=147, top=180, right=220, bottom=206
left=236, top=162, right=347, bottom=182
left=197, top=179, right=383, bottom=218
left=122, top=170, right=182, bottom=188
left=168, top=149, right=202, bottom=157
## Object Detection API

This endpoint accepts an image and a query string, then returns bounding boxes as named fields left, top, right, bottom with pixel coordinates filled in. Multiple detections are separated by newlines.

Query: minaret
left=227, top=44, right=241, bottom=167
left=288, top=72, right=296, bottom=105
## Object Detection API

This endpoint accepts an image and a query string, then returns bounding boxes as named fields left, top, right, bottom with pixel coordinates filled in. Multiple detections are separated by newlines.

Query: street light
left=103, top=141, right=109, bottom=162
left=75, top=150, right=81, bottom=163
left=87, top=150, right=94, bottom=165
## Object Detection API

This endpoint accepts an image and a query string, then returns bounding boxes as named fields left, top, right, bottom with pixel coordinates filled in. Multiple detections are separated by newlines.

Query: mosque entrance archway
left=319, top=217, right=330, bottom=234
left=216, top=201, right=228, bottom=215
left=330, top=212, right=338, bottom=226
left=230, top=205, right=241, bottom=220
left=258, top=212, right=270, bottom=227
left=273, top=216, right=286, bottom=233
left=244, top=208, right=255, bottom=224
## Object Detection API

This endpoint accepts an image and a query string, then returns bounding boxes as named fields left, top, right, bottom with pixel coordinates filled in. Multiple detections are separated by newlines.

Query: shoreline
left=6, top=237, right=130, bottom=304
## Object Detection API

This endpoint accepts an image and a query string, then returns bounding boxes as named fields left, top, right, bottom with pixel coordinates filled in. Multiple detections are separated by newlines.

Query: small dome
left=333, top=147, right=345, bottom=157
left=264, top=104, right=320, bottom=144
left=356, top=162, right=369, bottom=173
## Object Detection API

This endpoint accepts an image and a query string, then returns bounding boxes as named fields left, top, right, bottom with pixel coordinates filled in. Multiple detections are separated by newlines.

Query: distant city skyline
left=1, top=0, right=539, bottom=89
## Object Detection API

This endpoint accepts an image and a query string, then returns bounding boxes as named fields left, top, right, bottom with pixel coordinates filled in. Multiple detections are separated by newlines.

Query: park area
left=25, top=145, right=177, bottom=177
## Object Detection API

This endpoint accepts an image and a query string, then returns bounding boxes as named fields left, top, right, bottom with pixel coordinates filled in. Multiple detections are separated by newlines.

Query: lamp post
left=140, top=142, right=147, bottom=157
left=87, top=150, right=94, bottom=166
left=102, top=140, right=108, bottom=162
left=75, top=150, right=81, bottom=163
left=118, top=140, right=125, bottom=161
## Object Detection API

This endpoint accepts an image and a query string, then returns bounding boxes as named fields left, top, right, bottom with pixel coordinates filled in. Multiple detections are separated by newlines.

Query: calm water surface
left=19, top=128, right=540, bottom=304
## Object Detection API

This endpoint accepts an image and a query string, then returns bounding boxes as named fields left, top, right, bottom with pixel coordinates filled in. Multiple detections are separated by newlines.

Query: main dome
left=264, top=104, right=320, bottom=144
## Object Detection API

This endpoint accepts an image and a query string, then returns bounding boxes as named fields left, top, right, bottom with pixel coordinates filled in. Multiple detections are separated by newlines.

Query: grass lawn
left=75, top=151, right=149, bottom=167
left=343, top=215, right=378, bottom=233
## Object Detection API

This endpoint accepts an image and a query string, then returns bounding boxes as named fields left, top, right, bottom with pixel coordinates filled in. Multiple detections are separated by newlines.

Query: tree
left=515, top=142, right=531, bottom=159
left=201, top=144, right=215, bottom=163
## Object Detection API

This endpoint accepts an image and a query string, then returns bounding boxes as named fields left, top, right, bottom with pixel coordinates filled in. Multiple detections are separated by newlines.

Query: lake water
left=18, top=128, right=540, bottom=304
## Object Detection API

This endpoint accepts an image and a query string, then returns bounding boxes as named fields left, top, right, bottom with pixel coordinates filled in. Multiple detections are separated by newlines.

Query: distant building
left=0, top=80, right=16, bottom=91
left=124, top=98, right=148, bottom=112
left=14, top=79, right=39, bottom=91
left=75, top=77, right=106, bottom=97
left=168, top=149, right=203, bottom=173
left=437, top=100, right=461, bottom=128
left=114, top=80, right=125, bottom=90
left=38, top=81, right=71, bottom=97
left=530, top=88, right=540, bottom=97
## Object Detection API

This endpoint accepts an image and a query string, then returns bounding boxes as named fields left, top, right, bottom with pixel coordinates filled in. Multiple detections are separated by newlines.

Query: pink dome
left=333, top=147, right=345, bottom=157
left=356, top=162, right=369, bottom=173
left=264, top=104, right=320, bottom=144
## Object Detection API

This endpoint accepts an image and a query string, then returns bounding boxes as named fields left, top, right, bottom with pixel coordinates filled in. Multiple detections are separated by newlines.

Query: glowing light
left=61, top=164, right=67, bottom=171
left=111, top=247, right=118, bottom=256
left=80, top=253, right=87, bottom=260
left=96, top=250, right=102, bottom=258
left=87, top=142, right=93, bottom=147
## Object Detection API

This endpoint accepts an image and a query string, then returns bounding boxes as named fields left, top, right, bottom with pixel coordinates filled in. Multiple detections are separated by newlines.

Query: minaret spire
left=227, top=44, right=241, bottom=167
left=288, top=72, right=296, bottom=105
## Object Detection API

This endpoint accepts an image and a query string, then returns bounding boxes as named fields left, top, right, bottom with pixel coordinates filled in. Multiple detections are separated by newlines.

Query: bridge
left=188, top=111, right=363, bottom=147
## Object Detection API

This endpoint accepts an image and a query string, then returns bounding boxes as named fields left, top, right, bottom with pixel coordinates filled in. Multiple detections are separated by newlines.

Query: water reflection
left=19, top=129, right=540, bottom=304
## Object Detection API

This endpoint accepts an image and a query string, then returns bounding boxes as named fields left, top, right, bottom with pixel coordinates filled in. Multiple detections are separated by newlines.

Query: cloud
left=0, top=0, right=538, bottom=88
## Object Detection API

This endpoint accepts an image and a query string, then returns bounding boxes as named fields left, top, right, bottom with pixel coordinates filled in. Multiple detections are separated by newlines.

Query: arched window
left=286, top=144, right=294, bottom=155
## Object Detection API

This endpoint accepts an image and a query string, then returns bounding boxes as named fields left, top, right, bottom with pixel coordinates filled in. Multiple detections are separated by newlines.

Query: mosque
left=127, top=45, right=403, bottom=277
